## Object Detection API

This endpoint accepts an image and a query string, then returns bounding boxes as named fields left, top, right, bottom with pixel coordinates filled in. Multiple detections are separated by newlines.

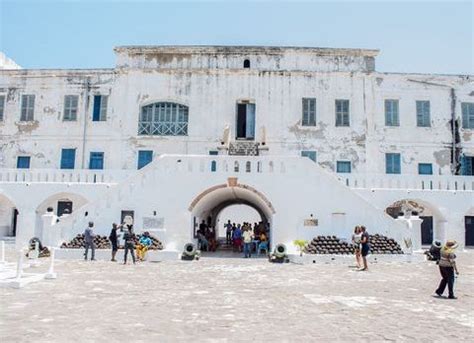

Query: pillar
left=41, top=211, right=60, bottom=247
left=15, top=207, right=37, bottom=249
left=395, top=214, right=423, bottom=252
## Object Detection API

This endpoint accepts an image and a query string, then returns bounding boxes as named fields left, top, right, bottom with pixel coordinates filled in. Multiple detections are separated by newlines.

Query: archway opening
left=385, top=199, right=445, bottom=246
left=189, top=183, right=275, bottom=255
left=0, top=194, right=18, bottom=237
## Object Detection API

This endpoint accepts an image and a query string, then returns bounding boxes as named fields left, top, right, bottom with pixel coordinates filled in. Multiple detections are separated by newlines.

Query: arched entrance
left=0, top=193, right=18, bottom=237
left=188, top=179, right=275, bottom=254
left=385, top=199, right=445, bottom=245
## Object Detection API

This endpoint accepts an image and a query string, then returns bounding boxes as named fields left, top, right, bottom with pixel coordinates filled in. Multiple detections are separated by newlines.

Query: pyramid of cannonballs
left=61, top=233, right=164, bottom=250
left=304, top=234, right=403, bottom=254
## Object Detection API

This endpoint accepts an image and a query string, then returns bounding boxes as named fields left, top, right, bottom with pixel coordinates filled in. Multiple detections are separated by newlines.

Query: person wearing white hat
left=435, top=240, right=459, bottom=299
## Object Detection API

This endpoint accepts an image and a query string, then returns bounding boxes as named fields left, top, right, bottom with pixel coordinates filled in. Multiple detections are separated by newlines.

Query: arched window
left=138, top=102, right=189, bottom=136
left=243, top=59, right=250, bottom=68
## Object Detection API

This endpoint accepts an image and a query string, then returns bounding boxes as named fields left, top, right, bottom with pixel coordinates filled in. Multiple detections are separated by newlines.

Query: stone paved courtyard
left=1, top=248, right=473, bottom=342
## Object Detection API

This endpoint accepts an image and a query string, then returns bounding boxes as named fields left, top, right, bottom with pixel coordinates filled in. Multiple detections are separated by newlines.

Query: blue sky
left=0, top=1, right=472, bottom=74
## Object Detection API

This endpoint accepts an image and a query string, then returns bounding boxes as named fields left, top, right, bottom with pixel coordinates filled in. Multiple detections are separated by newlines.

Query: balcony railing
left=0, top=169, right=132, bottom=184
left=337, top=174, right=474, bottom=191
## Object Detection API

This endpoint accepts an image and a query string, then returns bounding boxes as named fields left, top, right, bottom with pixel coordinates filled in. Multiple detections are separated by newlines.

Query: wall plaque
left=143, top=217, right=164, bottom=229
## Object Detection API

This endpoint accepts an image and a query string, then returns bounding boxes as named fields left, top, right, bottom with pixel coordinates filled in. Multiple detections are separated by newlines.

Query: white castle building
left=0, top=46, right=473, bottom=254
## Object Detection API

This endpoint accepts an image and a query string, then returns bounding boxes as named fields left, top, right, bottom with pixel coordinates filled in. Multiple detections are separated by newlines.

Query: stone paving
left=1, top=248, right=473, bottom=342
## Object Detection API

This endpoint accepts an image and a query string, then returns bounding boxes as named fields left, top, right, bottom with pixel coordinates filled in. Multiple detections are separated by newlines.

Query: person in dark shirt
left=109, top=223, right=120, bottom=262
left=123, top=225, right=136, bottom=265
left=360, top=226, right=370, bottom=271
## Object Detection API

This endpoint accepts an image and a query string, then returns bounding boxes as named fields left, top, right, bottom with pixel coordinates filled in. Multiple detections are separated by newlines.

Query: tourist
left=352, top=226, right=362, bottom=268
left=435, top=240, right=459, bottom=299
left=109, top=223, right=121, bottom=262
left=136, top=231, right=152, bottom=261
left=360, top=226, right=370, bottom=271
left=84, top=221, right=96, bottom=261
left=243, top=227, right=254, bottom=258
left=425, top=240, right=442, bottom=262
left=198, top=230, right=209, bottom=251
left=225, top=220, right=233, bottom=245
left=233, top=224, right=242, bottom=252
left=123, top=225, right=136, bottom=265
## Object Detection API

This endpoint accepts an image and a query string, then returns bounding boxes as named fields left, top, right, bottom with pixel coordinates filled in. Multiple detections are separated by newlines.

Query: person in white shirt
left=352, top=226, right=362, bottom=268
left=242, top=226, right=254, bottom=258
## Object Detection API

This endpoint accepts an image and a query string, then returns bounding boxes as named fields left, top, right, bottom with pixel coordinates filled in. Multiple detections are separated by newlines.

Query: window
left=89, top=152, right=104, bottom=170
left=138, top=102, right=189, bottom=136
left=301, top=150, right=317, bottom=162
left=243, top=59, right=250, bottom=68
left=92, top=95, right=108, bottom=121
left=461, top=156, right=474, bottom=176
left=462, top=102, right=474, bottom=129
left=209, top=151, right=218, bottom=155
left=60, top=148, right=76, bottom=169
left=17, top=156, right=31, bottom=169
left=137, top=150, right=153, bottom=169
left=418, top=163, right=433, bottom=175
left=63, top=95, right=79, bottom=121
left=20, top=94, right=35, bottom=121
left=0, top=95, right=5, bottom=121
left=302, top=98, right=316, bottom=126
left=385, top=99, right=399, bottom=126
left=416, top=100, right=430, bottom=127
left=337, top=161, right=351, bottom=173
left=335, top=99, right=350, bottom=127
left=385, top=153, right=401, bottom=174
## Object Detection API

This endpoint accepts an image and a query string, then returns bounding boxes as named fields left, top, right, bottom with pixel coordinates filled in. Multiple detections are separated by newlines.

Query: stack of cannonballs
left=305, top=235, right=354, bottom=255
left=61, top=234, right=111, bottom=249
left=60, top=233, right=164, bottom=250
left=304, top=234, right=403, bottom=255
left=369, top=234, right=403, bottom=254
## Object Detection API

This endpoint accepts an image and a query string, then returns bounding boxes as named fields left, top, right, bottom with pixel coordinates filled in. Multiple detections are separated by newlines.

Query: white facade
left=0, top=46, right=473, bottom=252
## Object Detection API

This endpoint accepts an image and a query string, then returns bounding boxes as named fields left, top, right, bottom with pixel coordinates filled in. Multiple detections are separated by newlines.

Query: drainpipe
left=450, top=88, right=461, bottom=175
left=81, top=78, right=91, bottom=169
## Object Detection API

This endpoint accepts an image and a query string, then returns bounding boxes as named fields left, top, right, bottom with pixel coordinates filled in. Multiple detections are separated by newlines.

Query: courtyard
left=0, top=248, right=473, bottom=342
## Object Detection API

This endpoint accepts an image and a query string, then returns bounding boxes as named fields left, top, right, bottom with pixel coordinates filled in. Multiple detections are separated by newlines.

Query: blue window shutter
left=89, top=152, right=104, bottom=170
left=60, top=149, right=76, bottom=169
left=386, top=153, right=401, bottom=174
left=461, top=156, right=474, bottom=176
left=301, top=150, right=317, bottom=162
left=337, top=161, right=351, bottom=173
left=209, top=151, right=218, bottom=155
left=93, top=96, right=101, bottom=121
left=418, top=163, right=433, bottom=175
left=137, top=150, right=153, bottom=169
left=17, top=156, right=30, bottom=169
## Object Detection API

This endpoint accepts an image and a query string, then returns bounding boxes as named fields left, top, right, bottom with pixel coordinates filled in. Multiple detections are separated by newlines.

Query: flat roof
left=114, top=45, right=380, bottom=57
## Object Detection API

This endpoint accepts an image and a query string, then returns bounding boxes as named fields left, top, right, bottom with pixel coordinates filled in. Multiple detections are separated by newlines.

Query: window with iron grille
left=385, top=99, right=399, bottom=126
left=63, top=95, right=79, bottom=121
left=462, top=102, right=474, bottom=129
left=302, top=98, right=316, bottom=126
left=335, top=99, right=350, bottom=127
left=0, top=95, right=5, bottom=121
left=138, top=102, right=189, bottom=136
left=416, top=100, right=430, bottom=127
left=20, top=94, right=35, bottom=121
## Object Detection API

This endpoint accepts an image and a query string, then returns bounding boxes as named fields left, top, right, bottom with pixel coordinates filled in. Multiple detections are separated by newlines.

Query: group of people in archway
left=225, top=220, right=269, bottom=257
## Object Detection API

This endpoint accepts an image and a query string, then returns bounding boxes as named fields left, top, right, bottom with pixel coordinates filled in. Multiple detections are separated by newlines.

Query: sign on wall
left=304, top=218, right=318, bottom=227
left=143, top=216, right=164, bottom=229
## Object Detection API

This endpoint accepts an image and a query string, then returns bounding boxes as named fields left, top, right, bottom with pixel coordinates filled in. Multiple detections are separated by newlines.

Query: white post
left=45, top=247, right=57, bottom=279
left=0, top=241, right=5, bottom=264
left=15, top=249, right=24, bottom=280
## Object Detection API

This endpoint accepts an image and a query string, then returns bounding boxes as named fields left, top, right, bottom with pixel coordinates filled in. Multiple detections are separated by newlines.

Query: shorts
left=111, top=240, right=118, bottom=252
left=361, top=244, right=370, bottom=257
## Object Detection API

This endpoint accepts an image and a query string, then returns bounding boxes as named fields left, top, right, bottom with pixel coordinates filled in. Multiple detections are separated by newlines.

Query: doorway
left=11, top=208, right=18, bottom=237
left=465, top=216, right=474, bottom=246
left=236, top=103, right=255, bottom=140
left=420, top=216, right=433, bottom=245
left=57, top=201, right=73, bottom=217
